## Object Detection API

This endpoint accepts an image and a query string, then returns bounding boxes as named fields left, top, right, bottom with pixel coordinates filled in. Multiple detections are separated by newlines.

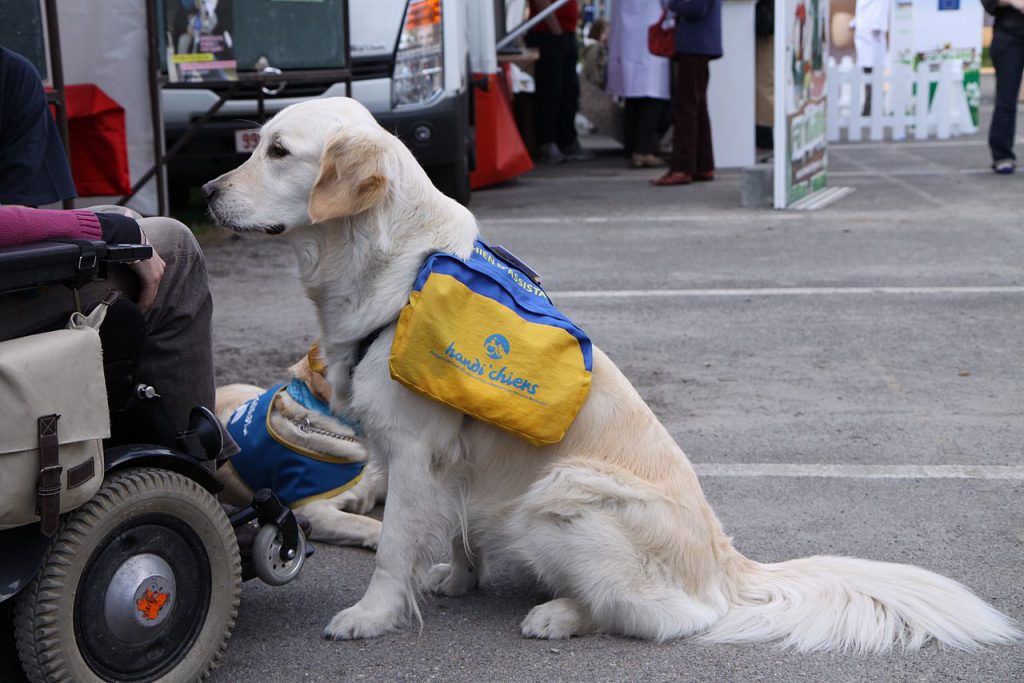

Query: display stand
left=773, top=0, right=832, bottom=209
left=124, top=0, right=353, bottom=215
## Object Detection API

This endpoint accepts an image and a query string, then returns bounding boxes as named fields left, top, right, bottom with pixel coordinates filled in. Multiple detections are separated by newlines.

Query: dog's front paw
left=427, top=562, right=478, bottom=597
left=521, top=598, right=590, bottom=640
left=361, top=530, right=380, bottom=551
left=323, top=604, right=400, bottom=640
left=334, top=489, right=377, bottom=516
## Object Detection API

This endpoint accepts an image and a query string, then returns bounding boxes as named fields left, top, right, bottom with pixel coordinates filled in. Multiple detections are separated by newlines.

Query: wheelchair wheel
left=13, top=467, right=241, bottom=683
left=251, top=522, right=307, bottom=586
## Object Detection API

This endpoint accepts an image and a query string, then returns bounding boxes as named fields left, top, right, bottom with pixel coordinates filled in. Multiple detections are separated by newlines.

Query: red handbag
left=648, top=9, right=675, bottom=58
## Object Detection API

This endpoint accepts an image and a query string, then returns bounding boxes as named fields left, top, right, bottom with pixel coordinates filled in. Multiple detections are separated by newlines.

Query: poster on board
left=162, top=0, right=239, bottom=83
left=774, top=0, right=830, bottom=208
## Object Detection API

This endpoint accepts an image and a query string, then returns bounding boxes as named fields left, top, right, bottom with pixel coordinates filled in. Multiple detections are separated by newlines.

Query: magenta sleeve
left=0, top=206, right=103, bottom=247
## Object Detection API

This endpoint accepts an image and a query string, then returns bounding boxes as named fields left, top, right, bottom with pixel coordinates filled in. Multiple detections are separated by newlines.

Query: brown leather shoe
left=651, top=171, right=693, bottom=186
left=694, top=170, right=715, bottom=181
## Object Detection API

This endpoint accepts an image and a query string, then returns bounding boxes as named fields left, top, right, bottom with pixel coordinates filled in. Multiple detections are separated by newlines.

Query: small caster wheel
left=251, top=523, right=306, bottom=586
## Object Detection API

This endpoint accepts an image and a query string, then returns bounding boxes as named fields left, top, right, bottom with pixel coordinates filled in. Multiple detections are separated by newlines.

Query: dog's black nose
left=201, top=181, right=219, bottom=202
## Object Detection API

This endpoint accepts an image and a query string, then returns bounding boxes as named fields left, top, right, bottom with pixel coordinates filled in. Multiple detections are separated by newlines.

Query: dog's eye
left=268, top=141, right=289, bottom=159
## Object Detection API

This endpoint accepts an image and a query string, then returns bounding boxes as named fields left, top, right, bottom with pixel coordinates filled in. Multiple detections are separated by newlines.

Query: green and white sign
left=774, top=0, right=830, bottom=208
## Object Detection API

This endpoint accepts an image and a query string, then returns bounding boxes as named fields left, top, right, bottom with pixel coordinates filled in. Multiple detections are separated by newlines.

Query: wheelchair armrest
left=0, top=239, right=152, bottom=294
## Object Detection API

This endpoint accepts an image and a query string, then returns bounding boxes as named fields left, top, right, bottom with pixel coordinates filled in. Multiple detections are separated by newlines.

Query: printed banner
left=775, top=0, right=830, bottom=208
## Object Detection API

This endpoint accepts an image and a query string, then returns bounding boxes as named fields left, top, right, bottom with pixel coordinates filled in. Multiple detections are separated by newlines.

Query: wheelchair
left=0, top=238, right=309, bottom=682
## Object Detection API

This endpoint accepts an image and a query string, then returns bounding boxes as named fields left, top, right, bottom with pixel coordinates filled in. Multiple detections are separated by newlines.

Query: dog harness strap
left=36, top=413, right=63, bottom=536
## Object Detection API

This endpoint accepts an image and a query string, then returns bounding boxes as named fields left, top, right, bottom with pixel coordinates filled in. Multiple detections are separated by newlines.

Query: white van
left=160, top=0, right=478, bottom=206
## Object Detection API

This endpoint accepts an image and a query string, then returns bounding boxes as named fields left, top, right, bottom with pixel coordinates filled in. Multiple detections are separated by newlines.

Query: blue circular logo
left=484, top=334, right=510, bottom=360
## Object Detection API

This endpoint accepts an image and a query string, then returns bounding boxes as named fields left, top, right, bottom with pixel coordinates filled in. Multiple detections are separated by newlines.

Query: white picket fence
left=827, top=48, right=977, bottom=142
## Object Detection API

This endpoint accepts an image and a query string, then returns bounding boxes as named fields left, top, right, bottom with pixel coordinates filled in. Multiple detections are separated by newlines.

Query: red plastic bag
left=648, top=9, right=675, bottom=58
left=469, top=69, right=533, bottom=190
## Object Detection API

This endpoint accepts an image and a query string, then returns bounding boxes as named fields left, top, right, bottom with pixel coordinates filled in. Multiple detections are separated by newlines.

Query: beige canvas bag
left=0, top=300, right=111, bottom=534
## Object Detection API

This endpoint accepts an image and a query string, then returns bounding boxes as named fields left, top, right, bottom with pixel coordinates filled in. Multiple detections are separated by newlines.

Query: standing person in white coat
left=852, top=0, right=890, bottom=114
left=607, top=0, right=672, bottom=168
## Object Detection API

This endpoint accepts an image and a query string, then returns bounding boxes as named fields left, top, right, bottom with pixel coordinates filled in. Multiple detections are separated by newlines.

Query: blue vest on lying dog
left=225, top=380, right=364, bottom=508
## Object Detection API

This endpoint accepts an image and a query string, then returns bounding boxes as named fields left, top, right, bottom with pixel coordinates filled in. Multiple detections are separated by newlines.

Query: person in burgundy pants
left=652, top=0, right=723, bottom=186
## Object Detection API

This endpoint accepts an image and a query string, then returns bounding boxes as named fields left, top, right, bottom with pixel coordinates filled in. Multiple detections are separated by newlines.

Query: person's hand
left=129, top=239, right=165, bottom=314
left=1011, top=0, right=1024, bottom=12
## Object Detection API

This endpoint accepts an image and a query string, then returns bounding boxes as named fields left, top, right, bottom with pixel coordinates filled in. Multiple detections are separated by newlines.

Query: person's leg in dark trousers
left=694, top=56, right=714, bottom=175
left=623, top=98, right=640, bottom=157
left=634, top=98, right=664, bottom=156
left=556, top=34, right=585, bottom=155
left=525, top=32, right=565, bottom=152
left=670, top=55, right=700, bottom=175
left=656, top=97, right=672, bottom=140
left=989, top=29, right=1024, bottom=165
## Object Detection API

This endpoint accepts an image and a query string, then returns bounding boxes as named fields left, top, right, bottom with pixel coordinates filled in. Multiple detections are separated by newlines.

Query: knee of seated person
left=139, top=216, right=204, bottom=262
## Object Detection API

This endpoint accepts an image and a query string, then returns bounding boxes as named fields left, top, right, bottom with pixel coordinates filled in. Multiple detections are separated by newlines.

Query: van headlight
left=393, top=0, right=444, bottom=107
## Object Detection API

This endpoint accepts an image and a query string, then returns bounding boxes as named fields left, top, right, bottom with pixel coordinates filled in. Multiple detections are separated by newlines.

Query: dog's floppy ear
left=308, top=128, right=389, bottom=223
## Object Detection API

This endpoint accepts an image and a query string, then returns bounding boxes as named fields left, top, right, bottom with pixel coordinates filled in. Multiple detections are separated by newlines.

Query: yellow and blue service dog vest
left=389, top=240, right=592, bottom=446
left=225, top=380, right=364, bottom=508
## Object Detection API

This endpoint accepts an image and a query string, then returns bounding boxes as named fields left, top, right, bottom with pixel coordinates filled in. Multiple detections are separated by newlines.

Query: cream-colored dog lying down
left=215, top=347, right=386, bottom=549
left=205, top=97, right=1020, bottom=650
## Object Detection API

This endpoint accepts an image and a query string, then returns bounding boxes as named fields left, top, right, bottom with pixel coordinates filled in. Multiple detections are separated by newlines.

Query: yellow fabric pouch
left=390, top=241, right=592, bottom=446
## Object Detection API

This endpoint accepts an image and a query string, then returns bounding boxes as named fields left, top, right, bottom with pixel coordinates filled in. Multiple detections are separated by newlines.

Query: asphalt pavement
left=197, top=93, right=1024, bottom=682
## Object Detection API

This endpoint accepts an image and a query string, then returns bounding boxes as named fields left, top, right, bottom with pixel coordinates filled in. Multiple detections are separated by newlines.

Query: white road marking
left=504, top=166, right=995, bottom=185
left=831, top=138, right=989, bottom=150
left=831, top=135, right=1024, bottom=150
left=835, top=151, right=946, bottom=204
left=518, top=173, right=742, bottom=183
left=554, top=285, right=1024, bottom=299
left=828, top=168, right=992, bottom=177
left=481, top=213, right=803, bottom=224
left=693, top=463, right=1024, bottom=480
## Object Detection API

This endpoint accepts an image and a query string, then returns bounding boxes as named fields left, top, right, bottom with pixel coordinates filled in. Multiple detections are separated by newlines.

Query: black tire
left=13, top=468, right=240, bottom=683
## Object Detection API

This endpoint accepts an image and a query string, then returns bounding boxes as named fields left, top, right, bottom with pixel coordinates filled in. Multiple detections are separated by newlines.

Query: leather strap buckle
left=36, top=414, right=62, bottom=537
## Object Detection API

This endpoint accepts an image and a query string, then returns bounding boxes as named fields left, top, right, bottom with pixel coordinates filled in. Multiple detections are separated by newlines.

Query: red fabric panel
left=470, top=71, right=534, bottom=190
left=48, top=84, right=131, bottom=197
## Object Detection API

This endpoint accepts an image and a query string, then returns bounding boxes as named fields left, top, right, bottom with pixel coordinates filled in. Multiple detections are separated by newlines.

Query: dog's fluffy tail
left=701, top=555, right=1021, bottom=652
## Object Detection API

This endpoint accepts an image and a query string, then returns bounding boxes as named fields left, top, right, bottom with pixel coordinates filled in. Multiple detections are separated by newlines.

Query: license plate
left=234, top=129, right=261, bottom=154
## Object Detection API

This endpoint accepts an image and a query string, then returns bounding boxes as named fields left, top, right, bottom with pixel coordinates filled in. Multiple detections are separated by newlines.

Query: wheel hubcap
left=76, top=515, right=211, bottom=682
left=104, top=554, right=176, bottom=643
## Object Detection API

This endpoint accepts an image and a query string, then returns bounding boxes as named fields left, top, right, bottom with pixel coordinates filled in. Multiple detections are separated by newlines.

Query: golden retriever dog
left=205, top=97, right=1020, bottom=650
left=215, top=349, right=386, bottom=548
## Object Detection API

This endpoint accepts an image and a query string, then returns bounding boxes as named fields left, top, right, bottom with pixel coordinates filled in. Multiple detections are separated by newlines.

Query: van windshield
left=157, top=0, right=348, bottom=82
